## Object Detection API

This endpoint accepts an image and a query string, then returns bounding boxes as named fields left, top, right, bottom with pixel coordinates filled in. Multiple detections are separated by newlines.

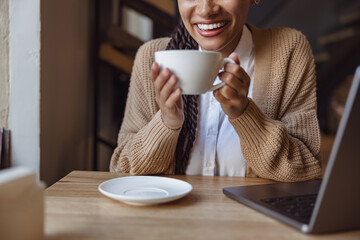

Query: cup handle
left=209, top=57, right=236, bottom=92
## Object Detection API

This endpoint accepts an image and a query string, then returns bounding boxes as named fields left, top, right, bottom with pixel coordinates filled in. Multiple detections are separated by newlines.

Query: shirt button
left=208, top=128, right=216, bottom=135
left=205, top=162, right=213, bottom=168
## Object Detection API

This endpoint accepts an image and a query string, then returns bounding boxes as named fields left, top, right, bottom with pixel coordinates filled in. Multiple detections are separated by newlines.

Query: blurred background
left=0, top=0, right=359, bottom=185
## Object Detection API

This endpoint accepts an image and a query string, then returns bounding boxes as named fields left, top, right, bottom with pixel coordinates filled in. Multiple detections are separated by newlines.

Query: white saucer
left=98, top=176, right=192, bottom=206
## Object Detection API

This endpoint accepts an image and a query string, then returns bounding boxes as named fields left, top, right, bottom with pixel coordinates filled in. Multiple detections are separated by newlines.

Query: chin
left=199, top=41, right=226, bottom=52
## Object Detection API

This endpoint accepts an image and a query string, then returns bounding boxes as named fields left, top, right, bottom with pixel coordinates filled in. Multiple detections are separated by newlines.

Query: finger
left=219, top=72, right=243, bottom=91
left=159, top=75, right=178, bottom=104
left=223, top=64, right=250, bottom=86
left=222, top=82, right=249, bottom=100
left=214, top=87, right=248, bottom=115
left=218, top=85, right=240, bottom=100
left=154, top=68, right=171, bottom=97
left=151, top=62, right=160, bottom=83
left=228, top=52, right=240, bottom=65
left=165, top=88, right=182, bottom=108
left=213, top=88, right=230, bottom=103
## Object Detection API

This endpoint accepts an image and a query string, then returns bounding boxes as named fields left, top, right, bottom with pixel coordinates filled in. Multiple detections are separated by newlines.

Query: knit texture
left=110, top=25, right=322, bottom=182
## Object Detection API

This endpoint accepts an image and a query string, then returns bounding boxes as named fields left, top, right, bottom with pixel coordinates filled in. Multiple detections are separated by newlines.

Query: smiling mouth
left=196, top=21, right=228, bottom=31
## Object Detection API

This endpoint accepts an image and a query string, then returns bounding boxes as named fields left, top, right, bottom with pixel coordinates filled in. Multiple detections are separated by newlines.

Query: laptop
left=223, top=66, right=360, bottom=234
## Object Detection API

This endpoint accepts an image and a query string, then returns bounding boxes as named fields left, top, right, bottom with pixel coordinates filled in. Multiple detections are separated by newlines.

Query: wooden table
left=45, top=171, right=360, bottom=240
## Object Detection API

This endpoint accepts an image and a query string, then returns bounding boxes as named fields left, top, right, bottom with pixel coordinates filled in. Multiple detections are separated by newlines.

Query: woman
left=110, top=0, right=322, bottom=182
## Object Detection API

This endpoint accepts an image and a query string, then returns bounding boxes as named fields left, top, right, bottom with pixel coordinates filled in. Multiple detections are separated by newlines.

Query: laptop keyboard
left=261, top=194, right=318, bottom=223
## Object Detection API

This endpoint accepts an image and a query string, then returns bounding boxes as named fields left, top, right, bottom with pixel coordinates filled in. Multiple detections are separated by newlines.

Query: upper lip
left=194, top=20, right=229, bottom=25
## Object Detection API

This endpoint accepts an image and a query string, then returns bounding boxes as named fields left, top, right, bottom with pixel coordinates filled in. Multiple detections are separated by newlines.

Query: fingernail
left=151, top=62, right=157, bottom=70
left=169, top=75, right=176, bottom=84
left=162, top=68, right=170, bottom=77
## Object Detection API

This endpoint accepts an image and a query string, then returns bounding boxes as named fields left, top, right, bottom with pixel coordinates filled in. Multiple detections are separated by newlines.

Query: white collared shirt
left=186, top=25, right=255, bottom=176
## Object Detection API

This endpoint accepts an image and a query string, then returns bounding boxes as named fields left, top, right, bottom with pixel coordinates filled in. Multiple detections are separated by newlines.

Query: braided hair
left=166, top=20, right=199, bottom=174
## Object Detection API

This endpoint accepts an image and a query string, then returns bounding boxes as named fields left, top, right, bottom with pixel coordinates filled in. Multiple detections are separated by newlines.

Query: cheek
left=178, top=1, right=192, bottom=21
left=228, top=2, right=250, bottom=24
left=179, top=14, right=194, bottom=35
left=234, top=12, right=247, bottom=26
left=178, top=3, right=196, bottom=35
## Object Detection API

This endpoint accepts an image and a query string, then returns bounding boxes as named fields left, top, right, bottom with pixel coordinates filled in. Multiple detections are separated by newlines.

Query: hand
left=213, top=53, right=250, bottom=118
left=151, top=62, right=184, bottom=129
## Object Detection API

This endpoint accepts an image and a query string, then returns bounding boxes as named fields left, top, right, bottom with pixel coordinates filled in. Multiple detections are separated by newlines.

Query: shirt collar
left=233, top=25, right=254, bottom=61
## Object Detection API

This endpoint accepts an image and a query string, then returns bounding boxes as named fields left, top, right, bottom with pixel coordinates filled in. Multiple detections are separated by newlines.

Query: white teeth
left=197, top=22, right=225, bottom=31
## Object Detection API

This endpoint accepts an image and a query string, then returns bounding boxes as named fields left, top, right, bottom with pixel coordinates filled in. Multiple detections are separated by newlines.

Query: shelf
left=99, top=42, right=134, bottom=74
left=143, top=0, right=176, bottom=17
left=120, top=0, right=178, bottom=30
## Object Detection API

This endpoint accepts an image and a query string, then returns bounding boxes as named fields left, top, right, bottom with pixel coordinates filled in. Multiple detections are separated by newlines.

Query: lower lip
left=195, top=23, right=228, bottom=37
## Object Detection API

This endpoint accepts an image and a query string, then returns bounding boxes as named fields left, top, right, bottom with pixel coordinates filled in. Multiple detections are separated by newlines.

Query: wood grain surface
left=45, top=171, right=360, bottom=240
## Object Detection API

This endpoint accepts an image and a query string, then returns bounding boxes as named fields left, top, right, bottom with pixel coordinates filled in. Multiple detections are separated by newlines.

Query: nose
left=196, top=0, right=220, bottom=18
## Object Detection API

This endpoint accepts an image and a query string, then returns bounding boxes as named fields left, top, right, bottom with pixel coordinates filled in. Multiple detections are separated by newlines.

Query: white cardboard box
left=0, top=167, right=44, bottom=240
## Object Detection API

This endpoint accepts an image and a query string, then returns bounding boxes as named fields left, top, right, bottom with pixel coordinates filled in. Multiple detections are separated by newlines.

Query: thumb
left=229, top=52, right=240, bottom=65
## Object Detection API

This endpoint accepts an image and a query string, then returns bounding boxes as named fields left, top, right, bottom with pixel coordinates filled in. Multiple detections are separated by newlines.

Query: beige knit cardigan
left=110, top=25, right=322, bottom=182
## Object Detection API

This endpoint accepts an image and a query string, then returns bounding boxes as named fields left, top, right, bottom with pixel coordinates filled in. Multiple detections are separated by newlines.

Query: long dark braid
left=166, top=20, right=199, bottom=174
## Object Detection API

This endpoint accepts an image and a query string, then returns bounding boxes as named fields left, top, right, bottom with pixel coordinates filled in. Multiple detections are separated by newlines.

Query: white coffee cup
left=155, top=50, right=235, bottom=95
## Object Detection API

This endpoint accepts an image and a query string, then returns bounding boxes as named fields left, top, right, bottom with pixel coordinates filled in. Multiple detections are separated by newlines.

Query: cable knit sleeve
left=109, top=38, right=179, bottom=175
left=230, top=27, right=322, bottom=182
